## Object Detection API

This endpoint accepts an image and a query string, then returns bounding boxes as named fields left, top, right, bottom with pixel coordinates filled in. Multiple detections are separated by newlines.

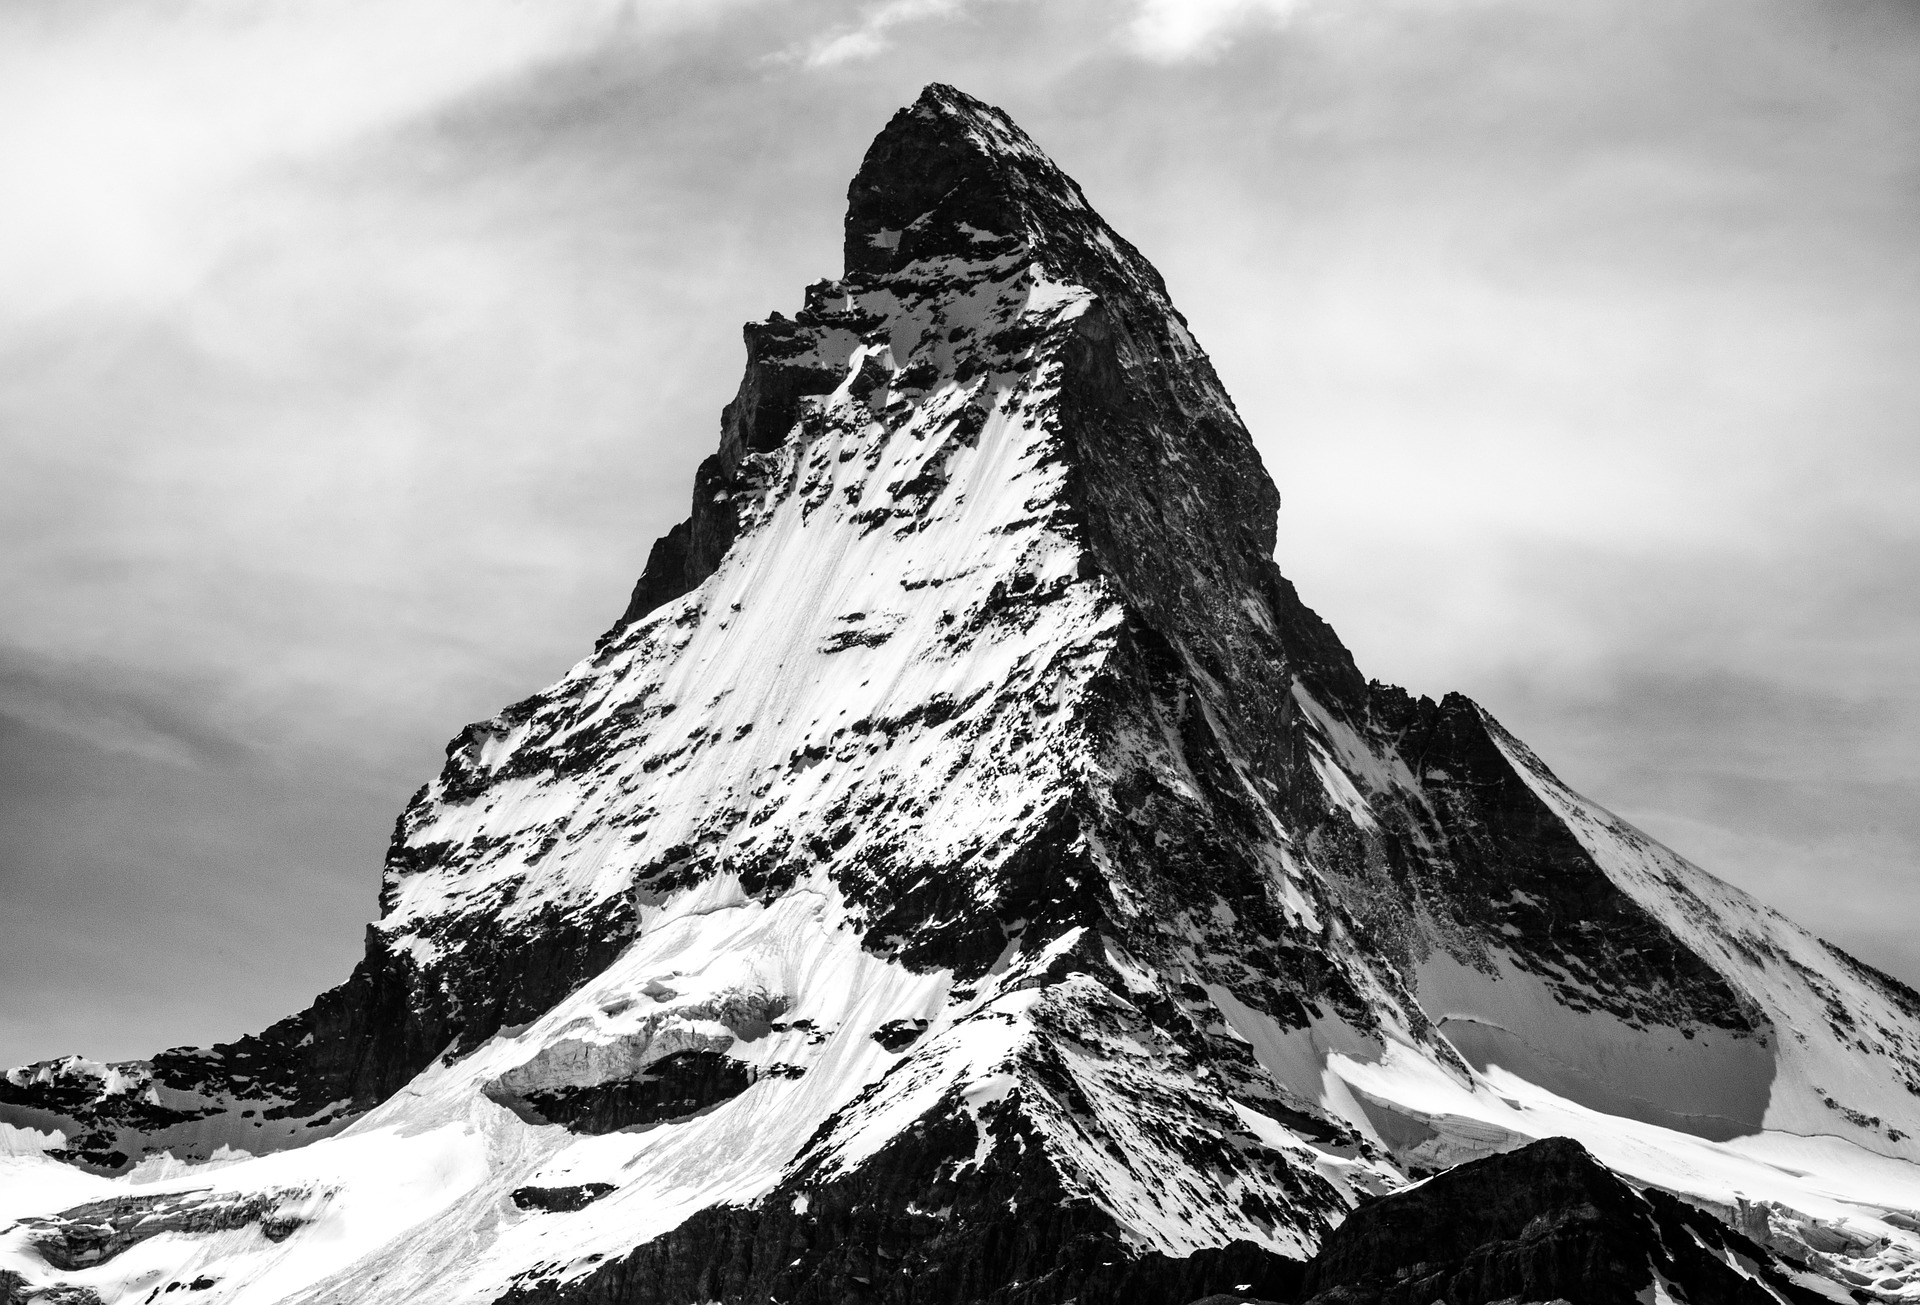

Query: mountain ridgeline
left=6, top=85, right=1920, bottom=1305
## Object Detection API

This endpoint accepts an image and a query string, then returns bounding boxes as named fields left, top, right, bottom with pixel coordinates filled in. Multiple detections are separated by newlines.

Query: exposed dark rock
left=615, top=310, right=844, bottom=632
left=870, top=1019, right=929, bottom=1052
left=518, top=1051, right=756, bottom=1134
left=512, top=1185, right=618, bottom=1213
left=19, top=1188, right=320, bottom=1272
left=492, top=1092, right=1305, bottom=1305
left=30, top=1288, right=105, bottom=1305
left=1376, top=692, right=1764, bottom=1037
left=1298, top=1137, right=1825, bottom=1305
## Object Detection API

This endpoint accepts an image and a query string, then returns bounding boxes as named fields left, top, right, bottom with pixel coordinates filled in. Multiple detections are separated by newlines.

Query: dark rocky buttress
left=1299, top=1137, right=1826, bottom=1305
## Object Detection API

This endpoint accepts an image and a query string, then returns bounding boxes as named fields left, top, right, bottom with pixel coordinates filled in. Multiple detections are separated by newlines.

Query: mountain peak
left=844, top=83, right=1058, bottom=272
left=844, top=84, right=1166, bottom=304
left=6, top=84, right=1920, bottom=1305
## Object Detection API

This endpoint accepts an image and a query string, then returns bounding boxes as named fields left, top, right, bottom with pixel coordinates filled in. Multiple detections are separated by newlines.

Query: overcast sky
left=3, top=0, right=1917, bottom=1067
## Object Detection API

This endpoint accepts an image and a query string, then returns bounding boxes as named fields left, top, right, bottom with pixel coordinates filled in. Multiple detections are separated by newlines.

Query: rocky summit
left=5, top=84, right=1920, bottom=1305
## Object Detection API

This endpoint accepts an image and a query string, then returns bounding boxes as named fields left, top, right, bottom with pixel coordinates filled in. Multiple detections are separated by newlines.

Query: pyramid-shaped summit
left=839, top=85, right=1170, bottom=294
left=7, top=84, right=1920, bottom=1305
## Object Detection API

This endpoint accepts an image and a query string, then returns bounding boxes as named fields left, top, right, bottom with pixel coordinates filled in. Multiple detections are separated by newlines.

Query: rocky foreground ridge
left=5, top=84, right=1920, bottom=1305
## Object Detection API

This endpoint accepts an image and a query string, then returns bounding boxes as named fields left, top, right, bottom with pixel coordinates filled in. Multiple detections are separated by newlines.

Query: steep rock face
left=4, top=84, right=1920, bottom=1305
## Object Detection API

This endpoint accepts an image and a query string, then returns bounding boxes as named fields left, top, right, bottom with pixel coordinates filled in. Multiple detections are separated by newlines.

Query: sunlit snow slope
left=6, top=83, right=1920, bottom=1305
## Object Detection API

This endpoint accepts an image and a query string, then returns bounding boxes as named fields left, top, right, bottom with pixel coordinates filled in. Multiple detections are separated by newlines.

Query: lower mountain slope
left=4, top=83, right=1919, bottom=1305
left=1297, top=1136, right=1831, bottom=1305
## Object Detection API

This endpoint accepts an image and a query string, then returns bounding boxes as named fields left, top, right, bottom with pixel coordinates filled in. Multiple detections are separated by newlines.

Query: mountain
left=5, top=83, right=1920, bottom=1305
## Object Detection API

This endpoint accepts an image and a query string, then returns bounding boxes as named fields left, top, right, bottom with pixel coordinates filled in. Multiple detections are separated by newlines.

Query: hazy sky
left=3, top=0, right=1916, bottom=1067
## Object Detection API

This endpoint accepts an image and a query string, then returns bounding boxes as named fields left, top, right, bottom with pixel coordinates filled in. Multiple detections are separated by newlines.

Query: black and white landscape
left=4, top=79, right=1920, bottom=1305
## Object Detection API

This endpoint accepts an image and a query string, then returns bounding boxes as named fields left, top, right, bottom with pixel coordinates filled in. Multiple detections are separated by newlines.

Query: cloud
left=0, top=0, right=732, bottom=318
left=0, top=655, right=225, bottom=770
left=779, top=0, right=1315, bottom=67
left=780, top=0, right=988, bottom=67
left=1122, top=0, right=1304, bottom=60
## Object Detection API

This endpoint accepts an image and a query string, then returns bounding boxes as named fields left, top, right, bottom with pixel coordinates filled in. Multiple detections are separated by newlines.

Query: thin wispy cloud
left=783, top=0, right=1311, bottom=67
left=1123, top=0, right=1305, bottom=60
left=780, top=0, right=990, bottom=68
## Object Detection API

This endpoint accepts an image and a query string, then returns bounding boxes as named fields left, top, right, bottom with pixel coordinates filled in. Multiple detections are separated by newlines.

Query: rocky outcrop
left=17, top=1187, right=326, bottom=1272
left=512, top=1185, right=618, bottom=1213
left=1298, top=1137, right=1823, bottom=1305
left=494, top=1092, right=1306, bottom=1305
left=617, top=312, right=846, bottom=629
left=0, top=893, right=633, bottom=1171
left=513, top=1050, right=757, bottom=1134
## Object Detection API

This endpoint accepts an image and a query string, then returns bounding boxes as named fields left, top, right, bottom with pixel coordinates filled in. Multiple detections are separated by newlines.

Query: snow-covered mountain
left=6, top=83, right=1920, bottom=1305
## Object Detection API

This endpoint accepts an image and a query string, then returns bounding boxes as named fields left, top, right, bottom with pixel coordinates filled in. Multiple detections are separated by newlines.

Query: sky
left=2, top=0, right=1917, bottom=1067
